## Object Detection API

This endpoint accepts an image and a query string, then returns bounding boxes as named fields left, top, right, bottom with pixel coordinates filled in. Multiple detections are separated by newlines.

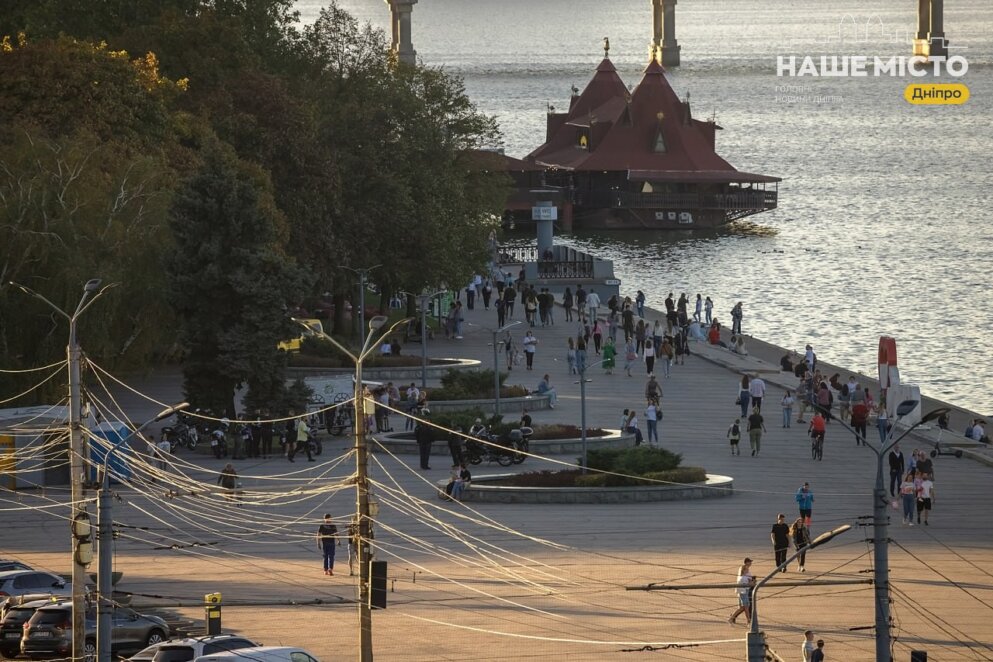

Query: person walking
left=704, top=296, right=714, bottom=325
left=917, top=471, right=935, bottom=525
left=645, top=399, right=659, bottom=446
left=660, top=335, right=673, bottom=378
left=592, top=319, right=603, bottom=355
left=623, top=339, right=638, bottom=377
left=747, top=407, right=765, bottom=456
left=447, top=426, right=464, bottom=467
left=900, top=471, right=917, bottom=525
left=586, top=288, right=601, bottom=321
left=781, top=390, right=795, bottom=428
left=296, top=415, right=314, bottom=462
left=563, top=287, right=574, bottom=322
left=643, top=339, right=656, bottom=376
left=876, top=403, right=890, bottom=444
left=260, top=413, right=274, bottom=459
left=284, top=412, right=298, bottom=461
left=771, top=514, right=791, bottom=571
left=693, top=294, right=703, bottom=323
left=317, top=514, right=340, bottom=576
left=576, top=335, right=588, bottom=374
left=748, top=375, right=766, bottom=412
left=217, top=463, right=238, bottom=502
left=602, top=337, right=616, bottom=374
left=795, top=482, right=814, bottom=525
left=727, top=418, right=741, bottom=455
left=791, top=517, right=811, bottom=572
left=801, top=631, right=817, bottom=662
left=728, top=558, right=755, bottom=625
left=522, top=330, right=538, bottom=370
left=851, top=398, right=870, bottom=445
left=888, top=445, right=906, bottom=496
left=811, top=639, right=826, bottom=662
left=415, top=413, right=434, bottom=470
left=737, top=375, right=751, bottom=419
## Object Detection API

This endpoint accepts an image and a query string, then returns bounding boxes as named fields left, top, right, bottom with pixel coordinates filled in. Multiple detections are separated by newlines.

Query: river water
left=296, top=0, right=993, bottom=415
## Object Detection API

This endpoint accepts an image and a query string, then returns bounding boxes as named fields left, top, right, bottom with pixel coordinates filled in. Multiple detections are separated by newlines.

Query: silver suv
left=0, top=570, right=71, bottom=600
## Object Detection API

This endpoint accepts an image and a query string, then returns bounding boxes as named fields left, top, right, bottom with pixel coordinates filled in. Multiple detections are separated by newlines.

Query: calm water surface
left=297, top=0, right=993, bottom=414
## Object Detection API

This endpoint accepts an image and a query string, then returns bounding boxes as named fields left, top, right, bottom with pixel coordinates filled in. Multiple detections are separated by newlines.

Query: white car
left=0, top=570, right=72, bottom=599
left=194, top=646, right=321, bottom=662
left=149, top=634, right=261, bottom=662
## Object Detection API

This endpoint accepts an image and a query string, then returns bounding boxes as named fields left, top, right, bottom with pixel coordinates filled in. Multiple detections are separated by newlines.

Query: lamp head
left=83, top=279, right=102, bottom=293
left=895, top=400, right=918, bottom=417
left=368, top=315, right=388, bottom=331
left=809, top=523, right=851, bottom=549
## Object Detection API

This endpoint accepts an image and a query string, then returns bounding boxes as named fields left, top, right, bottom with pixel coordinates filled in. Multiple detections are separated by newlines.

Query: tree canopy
left=0, top=0, right=507, bottom=409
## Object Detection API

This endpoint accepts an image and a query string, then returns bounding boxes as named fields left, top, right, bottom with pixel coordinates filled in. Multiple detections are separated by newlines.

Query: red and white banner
left=877, top=336, right=900, bottom=390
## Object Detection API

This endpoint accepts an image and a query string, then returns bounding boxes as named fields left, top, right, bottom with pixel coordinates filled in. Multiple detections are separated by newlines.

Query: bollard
left=204, top=593, right=222, bottom=635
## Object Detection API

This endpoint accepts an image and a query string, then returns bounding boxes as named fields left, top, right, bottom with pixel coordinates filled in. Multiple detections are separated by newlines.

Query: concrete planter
left=436, top=473, right=733, bottom=504
left=424, top=393, right=551, bottom=413
left=374, top=428, right=634, bottom=456
left=287, top=358, right=481, bottom=382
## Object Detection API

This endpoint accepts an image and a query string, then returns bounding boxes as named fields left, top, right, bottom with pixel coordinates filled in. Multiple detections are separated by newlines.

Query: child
left=727, top=419, right=742, bottom=455
left=728, top=418, right=741, bottom=455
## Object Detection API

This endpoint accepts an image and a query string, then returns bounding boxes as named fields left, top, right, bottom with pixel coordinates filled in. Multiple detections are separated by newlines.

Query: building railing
left=608, top=190, right=777, bottom=210
left=537, top=260, right=594, bottom=279
left=497, top=246, right=537, bottom=264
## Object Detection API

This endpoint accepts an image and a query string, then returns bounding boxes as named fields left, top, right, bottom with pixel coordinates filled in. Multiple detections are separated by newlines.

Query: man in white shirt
left=748, top=375, right=766, bottom=411
left=970, top=421, right=988, bottom=443
left=801, top=630, right=816, bottom=662
left=586, top=289, right=601, bottom=321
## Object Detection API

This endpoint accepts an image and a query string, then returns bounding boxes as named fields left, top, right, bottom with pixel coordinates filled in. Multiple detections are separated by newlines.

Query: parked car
left=0, top=571, right=71, bottom=600
left=194, top=647, right=320, bottom=662
left=21, top=603, right=168, bottom=659
left=149, top=635, right=260, bottom=662
left=0, top=562, right=31, bottom=574
left=1, top=598, right=63, bottom=659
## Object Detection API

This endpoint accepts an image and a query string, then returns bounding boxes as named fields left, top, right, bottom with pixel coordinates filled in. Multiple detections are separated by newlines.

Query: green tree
left=167, top=138, right=305, bottom=415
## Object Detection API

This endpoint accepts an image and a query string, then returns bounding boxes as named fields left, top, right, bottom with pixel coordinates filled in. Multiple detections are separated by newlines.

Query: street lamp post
left=417, top=290, right=447, bottom=390
left=340, top=265, right=382, bottom=341
left=574, top=357, right=605, bottom=474
left=822, top=400, right=949, bottom=661
left=298, top=315, right=409, bottom=662
left=10, top=278, right=115, bottom=662
left=96, top=403, right=188, bottom=662
left=747, top=524, right=852, bottom=662
left=485, top=321, right=520, bottom=417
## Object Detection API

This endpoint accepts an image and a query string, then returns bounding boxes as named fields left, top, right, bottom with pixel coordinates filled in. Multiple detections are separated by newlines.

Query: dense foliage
left=0, top=2, right=507, bottom=411
left=491, top=447, right=705, bottom=488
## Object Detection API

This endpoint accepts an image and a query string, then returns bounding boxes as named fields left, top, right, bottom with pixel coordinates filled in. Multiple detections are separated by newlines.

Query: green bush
left=637, top=467, right=707, bottom=485
left=428, top=409, right=504, bottom=435
left=429, top=369, right=528, bottom=400
left=574, top=473, right=607, bottom=487
left=584, top=446, right=682, bottom=474
left=532, top=424, right=608, bottom=440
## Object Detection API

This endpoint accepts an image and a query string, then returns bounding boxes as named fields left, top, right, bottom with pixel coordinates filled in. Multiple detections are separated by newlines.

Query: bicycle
left=811, top=431, right=824, bottom=461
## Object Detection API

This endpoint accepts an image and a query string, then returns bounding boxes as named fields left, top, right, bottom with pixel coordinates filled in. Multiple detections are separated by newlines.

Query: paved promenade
left=4, top=296, right=993, bottom=661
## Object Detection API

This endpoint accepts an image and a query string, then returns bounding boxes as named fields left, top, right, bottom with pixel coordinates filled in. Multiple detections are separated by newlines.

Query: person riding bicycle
left=809, top=412, right=826, bottom=459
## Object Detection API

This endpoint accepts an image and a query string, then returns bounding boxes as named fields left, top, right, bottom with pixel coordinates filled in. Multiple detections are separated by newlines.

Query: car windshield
left=153, top=646, right=195, bottom=662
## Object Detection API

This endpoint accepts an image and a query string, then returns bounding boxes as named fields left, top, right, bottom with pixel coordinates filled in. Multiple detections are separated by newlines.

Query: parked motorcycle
left=162, top=415, right=199, bottom=453
left=464, top=426, right=530, bottom=467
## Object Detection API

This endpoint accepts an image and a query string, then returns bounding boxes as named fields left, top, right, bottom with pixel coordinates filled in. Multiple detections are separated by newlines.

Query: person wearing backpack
left=727, top=419, right=742, bottom=455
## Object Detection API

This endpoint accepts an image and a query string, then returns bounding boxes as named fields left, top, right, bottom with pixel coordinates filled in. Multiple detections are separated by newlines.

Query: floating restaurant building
left=504, top=54, right=781, bottom=231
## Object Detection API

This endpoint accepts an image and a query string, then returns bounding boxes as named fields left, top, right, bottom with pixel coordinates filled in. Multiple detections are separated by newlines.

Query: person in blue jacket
left=796, top=482, right=814, bottom=525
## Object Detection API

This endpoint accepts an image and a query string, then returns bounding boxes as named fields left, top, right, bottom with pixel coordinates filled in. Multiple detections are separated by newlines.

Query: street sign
left=532, top=206, right=558, bottom=221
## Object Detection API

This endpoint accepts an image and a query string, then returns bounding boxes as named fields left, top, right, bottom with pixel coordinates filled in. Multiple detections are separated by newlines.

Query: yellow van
left=277, top=319, right=324, bottom=352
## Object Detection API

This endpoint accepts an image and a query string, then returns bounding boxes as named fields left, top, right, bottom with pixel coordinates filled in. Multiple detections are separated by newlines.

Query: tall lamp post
left=10, top=278, right=115, bottom=662
left=96, top=403, right=188, bottom=662
left=747, top=525, right=852, bottom=662
left=574, top=357, right=606, bottom=474
left=823, top=399, right=950, bottom=661
left=417, top=290, right=447, bottom=390
left=298, top=314, right=409, bottom=662
left=340, top=265, right=382, bottom=341
left=470, top=321, right=520, bottom=417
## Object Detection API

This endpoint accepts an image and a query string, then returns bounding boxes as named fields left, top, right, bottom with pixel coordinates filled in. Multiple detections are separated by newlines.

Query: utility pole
left=354, top=345, right=373, bottom=661
left=301, top=315, right=408, bottom=662
left=97, top=404, right=188, bottom=662
left=11, top=278, right=111, bottom=662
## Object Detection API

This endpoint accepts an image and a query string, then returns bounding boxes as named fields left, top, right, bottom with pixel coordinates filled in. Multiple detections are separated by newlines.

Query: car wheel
left=145, top=630, right=165, bottom=646
left=83, top=639, right=96, bottom=662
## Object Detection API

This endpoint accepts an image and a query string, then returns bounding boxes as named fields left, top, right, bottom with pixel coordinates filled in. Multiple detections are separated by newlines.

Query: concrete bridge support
left=386, top=0, right=418, bottom=65
left=651, top=0, right=680, bottom=67
left=913, top=0, right=948, bottom=59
